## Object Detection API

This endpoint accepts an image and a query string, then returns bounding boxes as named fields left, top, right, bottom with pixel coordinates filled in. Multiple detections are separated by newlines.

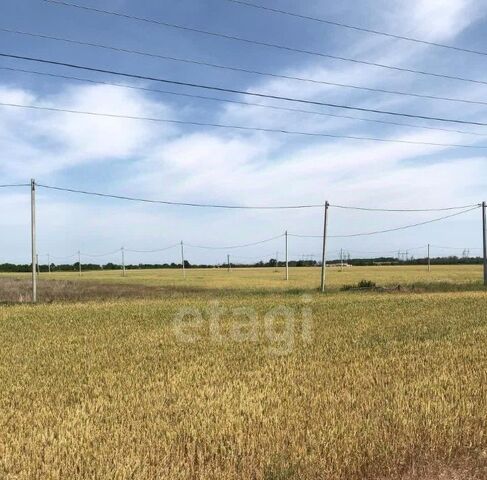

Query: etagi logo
left=173, top=295, right=313, bottom=355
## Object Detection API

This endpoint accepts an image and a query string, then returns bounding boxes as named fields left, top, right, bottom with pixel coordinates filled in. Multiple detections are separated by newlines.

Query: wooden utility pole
left=320, top=201, right=329, bottom=293
left=483, top=201, right=487, bottom=286
left=285, top=230, right=289, bottom=281
left=122, top=247, right=126, bottom=277
left=31, top=179, right=37, bottom=303
left=227, top=254, right=230, bottom=272
left=181, top=241, right=186, bottom=278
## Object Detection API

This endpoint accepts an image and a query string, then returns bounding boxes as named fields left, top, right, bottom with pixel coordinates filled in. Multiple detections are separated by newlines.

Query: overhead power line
left=80, top=248, right=122, bottom=258
left=2, top=52, right=487, bottom=126
left=185, top=234, right=284, bottom=250
left=289, top=206, right=480, bottom=238
left=231, top=252, right=278, bottom=259
left=41, top=0, right=487, bottom=86
left=44, top=253, right=77, bottom=260
left=3, top=65, right=486, bottom=137
left=41, top=243, right=483, bottom=261
left=2, top=101, right=486, bottom=149
left=50, top=243, right=281, bottom=257
left=430, top=245, right=482, bottom=250
left=36, top=183, right=326, bottom=209
left=33, top=183, right=485, bottom=213
left=2, top=27, right=487, bottom=107
left=335, top=246, right=428, bottom=254
left=0, top=183, right=30, bottom=188
left=125, top=245, right=180, bottom=254
left=330, top=203, right=481, bottom=212
left=221, top=0, right=487, bottom=57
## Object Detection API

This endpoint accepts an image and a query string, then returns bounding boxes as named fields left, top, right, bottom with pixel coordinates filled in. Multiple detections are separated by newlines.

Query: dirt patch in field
left=0, top=277, right=175, bottom=303
left=393, top=457, right=487, bottom=480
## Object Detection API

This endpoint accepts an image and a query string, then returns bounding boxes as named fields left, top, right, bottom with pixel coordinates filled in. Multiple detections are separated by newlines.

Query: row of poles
left=35, top=240, right=450, bottom=280
left=29, top=180, right=487, bottom=303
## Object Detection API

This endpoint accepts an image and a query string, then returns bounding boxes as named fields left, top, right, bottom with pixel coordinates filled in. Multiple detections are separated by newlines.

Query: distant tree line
left=0, top=256, right=482, bottom=273
left=327, top=256, right=484, bottom=266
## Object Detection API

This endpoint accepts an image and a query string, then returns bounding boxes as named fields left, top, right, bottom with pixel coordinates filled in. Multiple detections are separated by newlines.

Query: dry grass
left=0, top=287, right=486, bottom=479
left=0, top=276, right=184, bottom=303
left=0, top=265, right=484, bottom=304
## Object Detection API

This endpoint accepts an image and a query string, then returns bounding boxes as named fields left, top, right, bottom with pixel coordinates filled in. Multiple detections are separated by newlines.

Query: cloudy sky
left=1, top=0, right=487, bottom=265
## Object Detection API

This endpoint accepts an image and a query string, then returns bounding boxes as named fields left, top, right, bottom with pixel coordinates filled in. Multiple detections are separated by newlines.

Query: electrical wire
left=125, top=244, right=180, bottom=253
left=41, top=0, right=487, bottom=85
left=33, top=183, right=486, bottom=211
left=330, top=203, right=481, bottom=212
left=0, top=183, right=30, bottom=188
left=335, top=246, right=428, bottom=254
left=35, top=183, right=325, bottom=209
left=80, top=249, right=122, bottom=258
left=430, top=245, right=482, bottom=250
left=289, top=205, right=480, bottom=238
left=185, top=234, right=284, bottom=250
left=2, top=27, right=487, bottom=107
left=2, top=52, right=487, bottom=126
left=45, top=253, right=77, bottom=260
left=2, top=102, right=486, bottom=149
left=3, top=66, right=486, bottom=137
left=220, top=0, right=487, bottom=57
left=231, top=252, right=277, bottom=259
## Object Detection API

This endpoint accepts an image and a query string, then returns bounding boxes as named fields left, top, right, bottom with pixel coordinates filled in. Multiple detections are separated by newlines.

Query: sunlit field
left=2, top=264, right=484, bottom=294
left=0, top=266, right=486, bottom=478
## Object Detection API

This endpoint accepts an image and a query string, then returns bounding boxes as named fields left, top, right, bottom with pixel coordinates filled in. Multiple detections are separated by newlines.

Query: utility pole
left=30, top=179, right=37, bottom=303
left=320, top=201, right=329, bottom=293
left=285, top=230, right=289, bottom=281
left=181, top=241, right=186, bottom=278
left=427, top=244, right=431, bottom=272
left=121, top=247, right=126, bottom=277
left=340, top=248, right=343, bottom=272
left=227, top=254, right=230, bottom=272
left=483, top=201, right=487, bottom=286
left=78, top=251, right=81, bottom=276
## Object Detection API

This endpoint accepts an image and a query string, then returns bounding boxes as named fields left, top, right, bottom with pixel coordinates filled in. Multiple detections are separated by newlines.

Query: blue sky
left=1, top=0, right=486, bottom=265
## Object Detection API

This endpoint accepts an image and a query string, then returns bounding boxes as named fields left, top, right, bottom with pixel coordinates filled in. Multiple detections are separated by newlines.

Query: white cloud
left=0, top=0, right=486, bottom=261
left=0, top=84, right=176, bottom=177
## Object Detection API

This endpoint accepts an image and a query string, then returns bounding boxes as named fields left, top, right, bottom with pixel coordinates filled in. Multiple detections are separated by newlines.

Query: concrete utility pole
left=121, top=247, right=126, bottom=277
left=78, top=251, right=81, bottom=276
left=227, top=254, right=230, bottom=272
left=427, top=244, right=431, bottom=272
left=181, top=241, right=186, bottom=278
left=285, top=230, right=289, bottom=281
left=31, top=179, right=37, bottom=303
left=483, top=201, right=487, bottom=286
left=320, top=201, right=329, bottom=293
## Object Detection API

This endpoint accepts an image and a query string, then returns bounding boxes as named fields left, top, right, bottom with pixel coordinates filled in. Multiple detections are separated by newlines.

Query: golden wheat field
left=0, top=266, right=486, bottom=479
left=2, top=264, right=484, bottom=291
